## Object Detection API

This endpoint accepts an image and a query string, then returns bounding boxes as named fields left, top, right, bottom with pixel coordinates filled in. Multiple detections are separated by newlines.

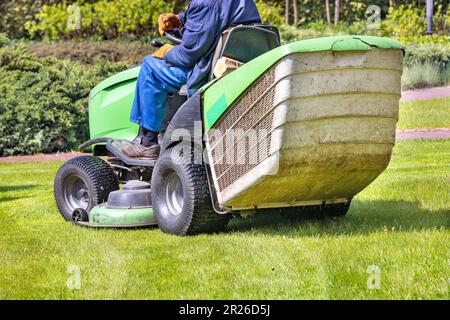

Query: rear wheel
left=151, top=147, right=229, bottom=236
left=54, top=156, right=119, bottom=221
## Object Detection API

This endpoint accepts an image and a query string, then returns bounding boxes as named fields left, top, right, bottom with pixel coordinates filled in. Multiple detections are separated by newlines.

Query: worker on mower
left=122, top=0, right=261, bottom=159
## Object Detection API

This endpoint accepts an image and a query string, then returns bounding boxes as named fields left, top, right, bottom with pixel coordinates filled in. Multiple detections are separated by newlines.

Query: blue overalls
left=130, top=0, right=261, bottom=132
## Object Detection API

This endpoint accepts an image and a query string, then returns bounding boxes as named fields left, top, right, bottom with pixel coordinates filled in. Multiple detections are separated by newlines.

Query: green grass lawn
left=0, top=140, right=448, bottom=300
left=398, top=98, right=450, bottom=130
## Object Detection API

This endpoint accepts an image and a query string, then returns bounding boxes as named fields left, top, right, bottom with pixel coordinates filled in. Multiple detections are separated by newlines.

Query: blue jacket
left=164, top=0, right=261, bottom=92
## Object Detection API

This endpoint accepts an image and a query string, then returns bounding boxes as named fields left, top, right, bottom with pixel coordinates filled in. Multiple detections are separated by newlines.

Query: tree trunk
left=334, top=0, right=340, bottom=25
left=325, top=0, right=331, bottom=24
left=293, top=0, right=298, bottom=26
left=285, top=0, right=290, bottom=25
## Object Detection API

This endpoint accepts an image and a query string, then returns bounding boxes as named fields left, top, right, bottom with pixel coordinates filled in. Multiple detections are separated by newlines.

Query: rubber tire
left=54, top=156, right=119, bottom=221
left=321, top=201, right=352, bottom=218
left=151, top=147, right=229, bottom=236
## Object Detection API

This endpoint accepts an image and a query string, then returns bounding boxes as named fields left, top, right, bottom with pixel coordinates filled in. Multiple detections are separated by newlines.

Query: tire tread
left=152, top=148, right=229, bottom=236
left=54, top=156, right=119, bottom=221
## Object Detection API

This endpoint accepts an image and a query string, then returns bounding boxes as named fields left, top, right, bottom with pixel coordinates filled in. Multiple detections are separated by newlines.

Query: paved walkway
left=401, top=86, right=450, bottom=102
left=396, top=128, right=450, bottom=141
left=0, top=152, right=88, bottom=164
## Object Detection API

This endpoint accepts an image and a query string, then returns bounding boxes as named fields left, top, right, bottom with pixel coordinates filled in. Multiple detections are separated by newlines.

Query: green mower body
left=55, top=29, right=404, bottom=235
left=89, top=67, right=141, bottom=143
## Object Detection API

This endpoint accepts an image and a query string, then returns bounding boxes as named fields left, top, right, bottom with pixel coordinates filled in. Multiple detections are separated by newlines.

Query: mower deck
left=83, top=204, right=157, bottom=228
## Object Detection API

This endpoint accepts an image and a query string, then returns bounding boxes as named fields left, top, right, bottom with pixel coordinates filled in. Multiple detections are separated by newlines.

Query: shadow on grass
left=0, top=196, right=33, bottom=203
left=227, top=200, right=449, bottom=237
left=0, top=185, right=36, bottom=193
left=0, top=185, right=36, bottom=203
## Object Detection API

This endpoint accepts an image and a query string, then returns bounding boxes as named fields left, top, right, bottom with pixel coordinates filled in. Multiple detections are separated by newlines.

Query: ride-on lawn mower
left=54, top=25, right=404, bottom=236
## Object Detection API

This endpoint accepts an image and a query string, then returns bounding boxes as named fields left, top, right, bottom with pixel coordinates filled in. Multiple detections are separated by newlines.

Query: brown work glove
left=152, top=44, right=174, bottom=59
left=158, top=13, right=182, bottom=36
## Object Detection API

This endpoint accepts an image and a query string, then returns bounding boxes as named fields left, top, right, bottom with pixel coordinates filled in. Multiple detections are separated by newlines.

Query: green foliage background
left=0, top=40, right=127, bottom=156
left=0, top=1, right=448, bottom=156
left=1, top=1, right=448, bottom=40
left=25, top=0, right=173, bottom=40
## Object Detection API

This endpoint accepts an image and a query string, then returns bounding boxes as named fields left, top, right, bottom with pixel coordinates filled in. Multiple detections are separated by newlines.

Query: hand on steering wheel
left=158, top=13, right=182, bottom=36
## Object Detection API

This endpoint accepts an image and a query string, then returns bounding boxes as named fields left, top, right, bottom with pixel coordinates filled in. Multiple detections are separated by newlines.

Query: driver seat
left=209, top=24, right=281, bottom=80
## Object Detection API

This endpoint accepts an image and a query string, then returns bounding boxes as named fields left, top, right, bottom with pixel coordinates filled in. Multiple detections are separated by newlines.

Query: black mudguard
left=161, top=94, right=203, bottom=153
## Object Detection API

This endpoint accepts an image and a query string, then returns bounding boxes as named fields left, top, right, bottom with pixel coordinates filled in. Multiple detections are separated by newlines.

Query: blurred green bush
left=382, top=4, right=449, bottom=43
left=0, top=38, right=127, bottom=156
left=279, top=21, right=368, bottom=43
left=382, top=4, right=427, bottom=39
left=255, top=0, right=284, bottom=25
left=25, top=0, right=173, bottom=40
left=2, top=1, right=445, bottom=43
left=0, top=0, right=62, bottom=38
left=279, top=3, right=449, bottom=45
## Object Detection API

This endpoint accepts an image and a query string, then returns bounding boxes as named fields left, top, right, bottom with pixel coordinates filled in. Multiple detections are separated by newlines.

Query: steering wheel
left=150, top=29, right=183, bottom=48
left=164, top=29, right=183, bottom=45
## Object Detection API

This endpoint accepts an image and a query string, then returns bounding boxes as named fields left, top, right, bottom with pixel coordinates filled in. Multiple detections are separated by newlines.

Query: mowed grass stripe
left=398, top=97, right=450, bottom=130
left=0, top=140, right=448, bottom=299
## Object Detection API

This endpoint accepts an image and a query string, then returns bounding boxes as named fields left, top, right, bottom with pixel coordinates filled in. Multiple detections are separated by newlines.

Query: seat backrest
left=209, top=24, right=280, bottom=80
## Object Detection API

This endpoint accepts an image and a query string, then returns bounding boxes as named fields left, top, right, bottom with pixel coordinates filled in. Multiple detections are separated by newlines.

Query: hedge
left=25, top=0, right=173, bottom=40
left=0, top=40, right=127, bottom=156
left=0, top=0, right=64, bottom=38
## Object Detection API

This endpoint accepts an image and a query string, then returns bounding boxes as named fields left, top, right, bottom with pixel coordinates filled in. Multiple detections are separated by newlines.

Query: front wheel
left=151, top=147, right=229, bottom=236
left=54, top=156, right=119, bottom=221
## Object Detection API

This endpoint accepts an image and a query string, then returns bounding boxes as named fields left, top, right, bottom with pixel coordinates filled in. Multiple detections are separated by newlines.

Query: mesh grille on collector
left=208, top=65, right=278, bottom=192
